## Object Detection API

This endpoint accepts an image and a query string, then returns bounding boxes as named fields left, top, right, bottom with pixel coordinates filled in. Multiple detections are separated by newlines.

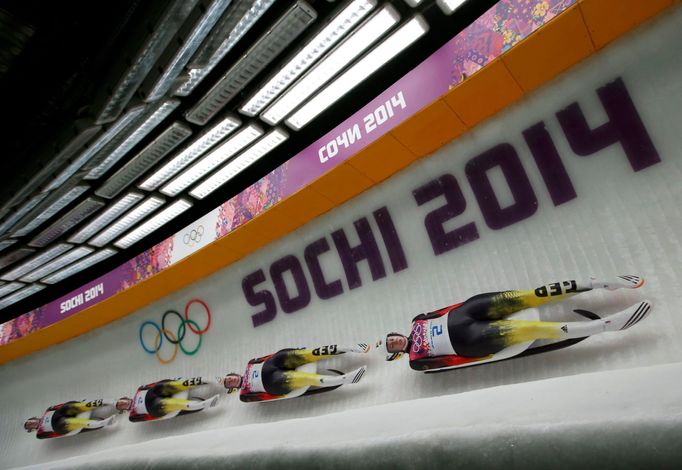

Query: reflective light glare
left=146, top=0, right=233, bottom=102
left=241, top=0, right=376, bottom=116
left=0, top=243, right=72, bottom=281
left=96, top=0, right=198, bottom=123
left=186, top=1, right=317, bottom=125
left=46, top=107, right=146, bottom=191
left=12, top=186, right=89, bottom=237
left=86, top=100, right=180, bottom=179
left=0, top=282, right=23, bottom=298
left=404, top=0, right=424, bottom=6
left=0, top=284, right=45, bottom=309
left=139, top=116, right=240, bottom=191
left=96, top=122, right=192, bottom=199
left=21, top=247, right=94, bottom=283
left=191, top=128, right=288, bottom=199
left=437, top=0, right=466, bottom=14
left=174, top=0, right=276, bottom=96
left=68, top=192, right=145, bottom=243
left=29, top=198, right=105, bottom=248
left=262, top=5, right=399, bottom=125
left=41, top=248, right=117, bottom=284
left=115, top=199, right=192, bottom=248
left=88, top=196, right=165, bottom=247
left=0, top=193, right=48, bottom=234
left=287, top=15, right=428, bottom=129
left=161, top=124, right=262, bottom=196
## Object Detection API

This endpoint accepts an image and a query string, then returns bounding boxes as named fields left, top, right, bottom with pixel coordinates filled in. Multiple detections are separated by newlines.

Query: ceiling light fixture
left=86, top=100, right=181, bottom=179
left=0, top=284, right=45, bottom=310
left=12, top=186, right=89, bottom=238
left=95, top=0, right=198, bottom=124
left=88, top=196, right=165, bottom=247
left=174, top=0, right=276, bottom=96
left=44, top=108, right=146, bottom=192
left=95, top=122, right=192, bottom=199
left=145, top=0, right=233, bottom=102
left=0, top=193, right=48, bottom=235
left=261, top=5, right=400, bottom=125
left=138, top=115, right=240, bottom=191
left=186, top=1, right=317, bottom=125
left=190, top=128, right=288, bottom=199
left=114, top=199, right=192, bottom=248
left=161, top=124, right=262, bottom=196
left=241, top=0, right=376, bottom=117
left=41, top=248, right=118, bottom=284
left=437, top=0, right=467, bottom=15
left=20, top=247, right=94, bottom=283
left=29, top=198, right=105, bottom=248
left=0, top=282, right=23, bottom=298
left=0, top=248, right=35, bottom=271
left=286, top=15, right=428, bottom=129
left=68, top=192, right=145, bottom=243
left=0, top=243, right=72, bottom=281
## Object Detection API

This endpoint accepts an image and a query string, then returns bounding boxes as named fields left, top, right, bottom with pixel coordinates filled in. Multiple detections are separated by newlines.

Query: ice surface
left=14, top=363, right=682, bottom=469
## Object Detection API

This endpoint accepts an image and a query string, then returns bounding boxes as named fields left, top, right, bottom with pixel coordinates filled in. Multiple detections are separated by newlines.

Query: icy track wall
left=2, top=9, right=682, bottom=469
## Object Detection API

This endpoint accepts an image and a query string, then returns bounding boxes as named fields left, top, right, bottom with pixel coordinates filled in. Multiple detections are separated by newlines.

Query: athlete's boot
left=590, top=275, right=645, bottom=290
left=318, top=366, right=367, bottom=387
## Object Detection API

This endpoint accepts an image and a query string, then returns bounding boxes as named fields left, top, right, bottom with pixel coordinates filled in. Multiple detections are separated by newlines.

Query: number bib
left=409, top=315, right=455, bottom=361
left=242, top=362, right=265, bottom=394
left=38, top=410, right=56, bottom=433
left=132, top=389, right=150, bottom=416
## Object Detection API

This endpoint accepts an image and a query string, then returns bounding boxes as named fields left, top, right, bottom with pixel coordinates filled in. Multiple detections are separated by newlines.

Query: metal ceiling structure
left=0, top=0, right=496, bottom=323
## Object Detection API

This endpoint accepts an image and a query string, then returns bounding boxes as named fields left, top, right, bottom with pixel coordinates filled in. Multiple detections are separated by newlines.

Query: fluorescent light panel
left=86, top=100, right=180, bottom=179
left=139, top=116, right=240, bottom=191
left=12, top=186, right=89, bottom=237
left=0, top=243, right=72, bottom=281
left=0, top=248, right=35, bottom=270
left=29, top=198, right=105, bottom=248
left=161, top=124, right=262, bottom=196
left=186, top=1, right=317, bottom=125
left=191, top=128, right=288, bottom=199
left=96, top=0, right=198, bottom=124
left=287, top=15, right=428, bottom=129
left=96, top=122, right=192, bottom=199
left=46, top=107, right=146, bottom=191
left=0, top=239, right=16, bottom=252
left=0, top=281, right=23, bottom=298
left=262, top=5, right=399, bottom=125
left=241, top=0, right=376, bottom=117
left=68, top=192, right=145, bottom=243
left=0, top=284, right=45, bottom=309
left=437, top=0, right=466, bottom=14
left=174, top=0, right=276, bottom=96
left=88, top=196, right=165, bottom=247
left=21, top=247, right=94, bottom=283
left=146, top=0, right=233, bottom=102
left=0, top=193, right=48, bottom=234
left=115, top=199, right=192, bottom=248
left=41, top=248, right=117, bottom=284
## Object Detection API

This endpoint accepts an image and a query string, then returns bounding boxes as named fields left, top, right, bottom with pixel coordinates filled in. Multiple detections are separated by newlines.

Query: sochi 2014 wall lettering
left=242, top=77, right=661, bottom=327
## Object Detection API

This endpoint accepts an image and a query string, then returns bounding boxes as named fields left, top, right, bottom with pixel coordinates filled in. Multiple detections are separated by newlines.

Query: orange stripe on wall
left=1, top=0, right=675, bottom=365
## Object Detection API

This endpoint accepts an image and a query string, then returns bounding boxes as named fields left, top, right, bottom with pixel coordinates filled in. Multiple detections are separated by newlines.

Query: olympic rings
left=140, top=321, right=161, bottom=354
left=162, top=310, right=185, bottom=344
left=185, top=298, right=211, bottom=334
left=182, top=225, right=204, bottom=246
left=154, top=328, right=178, bottom=364
left=138, top=299, right=212, bottom=364
left=178, top=319, right=202, bottom=356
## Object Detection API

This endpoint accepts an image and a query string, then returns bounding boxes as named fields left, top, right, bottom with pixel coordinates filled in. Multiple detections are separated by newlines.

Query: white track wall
left=2, top=9, right=682, bottom=468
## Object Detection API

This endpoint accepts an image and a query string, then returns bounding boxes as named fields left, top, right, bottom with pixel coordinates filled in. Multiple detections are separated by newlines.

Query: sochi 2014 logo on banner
left=138, top=299, right=211, bottom=364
